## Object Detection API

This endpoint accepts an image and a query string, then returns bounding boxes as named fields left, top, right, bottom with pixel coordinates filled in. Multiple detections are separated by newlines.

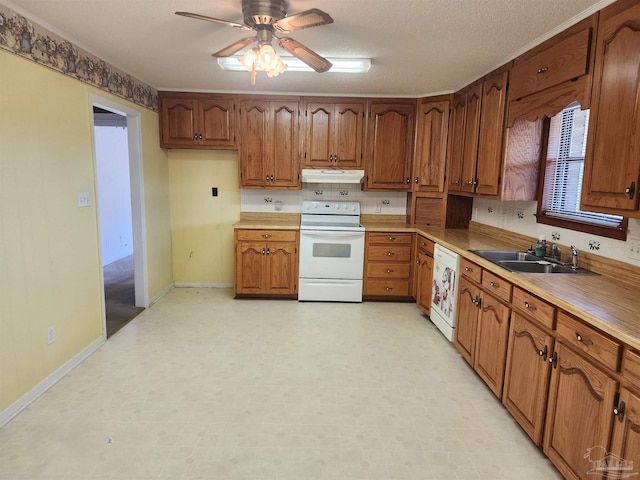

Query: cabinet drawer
left=512, top=287, right=556, bottom=329
left=366, top=263, right=411, bottom=279
left=365, top=279, right=410, bottom=296
left=416, top=235, right=435, bottom=256
left=367, top=233, right=413, bottom=245
left=556, top=311, right=622, bottom=371
left=236, top=229, right=297, bottom=242
left=622, top=349, right=640, bottom=386
left=460, top=258, right=482, bottom=283
left=482, top=271, right=512, bottom=303
left=510, top=28, right=591, bottom=100
left=367, top=245, right=412, bottom=262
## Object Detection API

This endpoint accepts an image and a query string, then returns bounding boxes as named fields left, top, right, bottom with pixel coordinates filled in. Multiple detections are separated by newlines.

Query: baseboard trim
left=173, top=282, right=234, bottom=288
left=0, top=335, right=105, bottom=429
left=148, top=283, right=174, bottom=307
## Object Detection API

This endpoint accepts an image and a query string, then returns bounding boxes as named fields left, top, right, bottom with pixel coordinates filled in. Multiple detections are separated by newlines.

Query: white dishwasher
left=430, top=244, right=460, bottom=342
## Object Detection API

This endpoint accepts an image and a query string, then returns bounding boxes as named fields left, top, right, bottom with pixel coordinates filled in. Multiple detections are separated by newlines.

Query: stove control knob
left=351, top=205, right=357, bottom=212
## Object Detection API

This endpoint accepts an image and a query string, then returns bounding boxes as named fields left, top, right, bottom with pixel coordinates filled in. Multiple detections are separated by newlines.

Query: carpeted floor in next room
left=103, top=254, right=144, bottom=338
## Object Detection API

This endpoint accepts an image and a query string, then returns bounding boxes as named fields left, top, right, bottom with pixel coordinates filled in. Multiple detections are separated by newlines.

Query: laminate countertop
left=235, top=215, right=640, bottom=351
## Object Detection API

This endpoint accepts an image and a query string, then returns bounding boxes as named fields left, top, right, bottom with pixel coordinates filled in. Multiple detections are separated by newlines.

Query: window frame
left=535, top=115, right=628, bottom=241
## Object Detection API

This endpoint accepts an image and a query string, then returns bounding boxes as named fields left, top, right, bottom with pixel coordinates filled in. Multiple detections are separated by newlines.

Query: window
left=537, top=104, right=627, bottom=240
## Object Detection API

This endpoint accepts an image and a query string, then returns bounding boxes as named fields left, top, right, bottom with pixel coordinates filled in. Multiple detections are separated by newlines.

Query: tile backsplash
left=473, top=198, right=640, bottom=267
left=241, top=184, right=407, bottom=215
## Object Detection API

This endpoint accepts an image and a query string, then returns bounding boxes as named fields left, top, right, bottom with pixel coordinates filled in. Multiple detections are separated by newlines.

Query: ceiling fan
left=176, top=0, right=334, bottom=79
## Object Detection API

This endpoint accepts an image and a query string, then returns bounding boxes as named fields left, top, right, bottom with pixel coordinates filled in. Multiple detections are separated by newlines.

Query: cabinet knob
left=455, top=179, right=460, bottom=185
left=415, top=177, right=419, bottom=184
left=193, top=134, right=198, bottom=140
left=537, top=66, right=549, bottom=74
left=386, top=269, right=394, bottom=273
left=266, top=248, right=270, bottom=255
left=575, top=332, right=593, bottom=345
left=329, top=154, right=334, bottom=162
left=465, top=266, right=472, bottom=272
left=334, top=155, right=338, bottom=163
left=387, top=251, right=394, bottom=257
left=262, top=234, right=272, bottom=239
left=385, top=287, right=393, bottom=291
left=614, top=401, right=626, bottom=421
left=406, top=177, right=411, bottom=184
left=539, top=345, right=548, bottom=361
left=524, top=302, right=536, bottom=311
left=388, top=236, right=396, bottom=241
left=490, top=281, right=498, bottom=288
left=625, top=182, right=636, bottom=199
left=261, top=249, right=266, bottom=255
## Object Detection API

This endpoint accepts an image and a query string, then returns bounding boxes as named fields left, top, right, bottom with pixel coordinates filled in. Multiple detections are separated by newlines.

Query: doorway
left=91, top=95, right=148, bottom=338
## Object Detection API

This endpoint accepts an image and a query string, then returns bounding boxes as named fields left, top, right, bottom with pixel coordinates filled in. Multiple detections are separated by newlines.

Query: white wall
left=94, top=125, right=134, bottom=266
left=473, top=198, right=640, bottom=267
left=241, top=184, right=408, bottom=215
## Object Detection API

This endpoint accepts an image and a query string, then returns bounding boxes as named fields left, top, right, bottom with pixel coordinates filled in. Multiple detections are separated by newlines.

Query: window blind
left=541, top=105, right=622, bottom=229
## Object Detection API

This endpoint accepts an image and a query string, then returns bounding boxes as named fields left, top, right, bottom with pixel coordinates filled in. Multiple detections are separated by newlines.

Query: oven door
left=299, top=230, right=365, bottom=280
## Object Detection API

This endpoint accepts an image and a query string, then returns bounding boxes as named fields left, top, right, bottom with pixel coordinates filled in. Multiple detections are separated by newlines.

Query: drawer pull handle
left=490, top=281, right=498, bottom=288
left=388, top=236, right=396, bottom=241
left=385, top=287, right=393, bottom=291
left=387, top=252, right=394, bottom=257
left=539, top=345, right=548, bottom=361
left=386, top=269, right=394, bottom=273
left=537, top=66, right=549, bottom=74
left=614, top=401, right=626, bottom=422
left=261, top=249, right=266, bottom=255
left=524, top=302, right=537, bottom=311
left=625, top=182, right=636, bottom=200
left=575, top=333, right=593, bottom=346
left=465, top=267, right=472, bottom=272
left=266, top=248, right=270, bottom=255
left=262, top=234, right=272, bottom=239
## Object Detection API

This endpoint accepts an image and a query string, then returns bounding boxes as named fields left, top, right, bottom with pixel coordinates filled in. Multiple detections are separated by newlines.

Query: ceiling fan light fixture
left=257, top=44, right=279, bottom=69
left=239, top=48, right=258, bottom=69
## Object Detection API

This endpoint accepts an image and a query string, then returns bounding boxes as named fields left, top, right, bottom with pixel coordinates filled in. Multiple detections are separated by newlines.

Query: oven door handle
left=301, top=230, right=364, bottom=239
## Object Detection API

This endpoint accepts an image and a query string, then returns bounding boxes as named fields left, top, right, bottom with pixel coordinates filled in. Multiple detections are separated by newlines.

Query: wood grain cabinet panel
left=610, top=388, right=640, bottom=475
left=159, top=93, right=236, bottom=149
left=447, top=92, right=467, bottom=192
left=455, top=276, right=481, bottom=366
left=364, top=232, right=413, bottom=298
left=413, top=99, right=450, bottom=193
left=415, top=237, right=435, bottom=315
left=365, top=101, right=415, bottom=191
left=503, top=313, right=554, bottom=445
left=582, top=0, right=640, bottom=216
left=544, top=342, right=618, bottom=480
left=460, top=83, right=483, bottom=193
left=239, top=98, right=300, bottom=189
left=303, top=99, right=364, bottom=168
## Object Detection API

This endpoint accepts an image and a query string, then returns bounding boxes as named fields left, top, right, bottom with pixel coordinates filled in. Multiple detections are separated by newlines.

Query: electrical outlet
left=77, top=192, right=91, bottom=207
left=47, top=326, right=55, bottom=345
left=629, top=237, right=640, bottom=261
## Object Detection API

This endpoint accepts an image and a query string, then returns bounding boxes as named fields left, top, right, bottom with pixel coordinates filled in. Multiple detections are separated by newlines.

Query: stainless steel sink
left=469, top=249, right=597, bottom=275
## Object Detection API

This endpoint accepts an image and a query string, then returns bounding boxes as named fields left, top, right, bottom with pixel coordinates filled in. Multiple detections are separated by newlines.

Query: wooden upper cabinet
left=476, top=70, right=508, bottom=196
left=582, top=0, right=640, bottom=216
left=447, top=92, right=467, bottom=191
left=303, top=99, right=364, bottom=168
left=413, top=98, right=450, bottom=193
left=365, top=100, right=416, bottom=191
left=238, top=98, right=300, bottom=189
left=159, top=92, right=236, bottom=149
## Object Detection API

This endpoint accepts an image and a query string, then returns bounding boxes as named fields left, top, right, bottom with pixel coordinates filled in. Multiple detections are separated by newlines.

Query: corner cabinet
left=159, top=92, right=236, bottom=149
left=365, top=100, right=416, bottom=191
left=234, top=229, right=298, bottom=297
left=581, top=0, right=640, bottom=217
left=302, top=98, right=365, bottom=169
left=238, top=98, right=300, bottom=189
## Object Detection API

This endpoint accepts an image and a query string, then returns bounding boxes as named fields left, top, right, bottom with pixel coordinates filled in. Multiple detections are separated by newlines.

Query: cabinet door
left=334, top=102, right=364, bottom=168
left=447, top=93, right=466, bottom=192
left=161, top=97, right=197, bottom=147
left=366, top=102, right=415, bottom=190
left=270, top=102, right=300, bottom=187
left=474, top=291, right=510, bottom=398
left=455, top=276, right=481, bottom=366
left=503, top=313, right=554, bottom=445
left=413, top=100, right=450, bottom=193
left=582, top=1, right=640, bottom=213
left=303, top=102, right=332, bottom=167
left=460, top=84, right=482, bottom=193
left=476, top=71, right=508, bottom=196
left=266, top=242, right=298, bottom=294
left=239, top=100, right=269, bottom=187
left=416, top=252, right=433, bottom=315
left=200, top=97, right=235, bottom=148
left=544, top=343, right=618, bottom=480
left=609, top=387, right=640, bottom=477
left=235, top=241, right=266, bottom=294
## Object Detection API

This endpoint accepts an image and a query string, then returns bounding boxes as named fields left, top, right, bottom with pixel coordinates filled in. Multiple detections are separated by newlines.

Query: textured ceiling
left=3, top=0, right=613, bottom=96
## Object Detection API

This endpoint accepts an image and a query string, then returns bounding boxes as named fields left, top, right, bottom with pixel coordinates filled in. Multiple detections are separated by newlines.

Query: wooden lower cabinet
left=455, top=276, right=481, bottom=366
left=234, top=229, right=298, bottom=297
left=364, top=232, right=413, bottom=298
left=503, top=313, right=554, bottom=445
left=474, top=291, right=511, bottom=398
left=543, top=342, right=618, bottom=480
left=609, top=387, right=640, bottom=475
left=415, top=236, right=435, bottom=315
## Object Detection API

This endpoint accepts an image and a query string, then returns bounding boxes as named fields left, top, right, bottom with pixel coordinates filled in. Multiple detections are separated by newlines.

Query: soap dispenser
left=535, top=235, right=547, bottom=257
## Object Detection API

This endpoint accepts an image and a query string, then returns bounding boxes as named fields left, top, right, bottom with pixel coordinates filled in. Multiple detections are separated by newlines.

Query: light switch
left=77, top=192, right=91, bottom=207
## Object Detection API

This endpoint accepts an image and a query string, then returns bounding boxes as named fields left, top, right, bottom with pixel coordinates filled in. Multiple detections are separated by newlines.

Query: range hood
left=301, top=169, right=365, bottom=184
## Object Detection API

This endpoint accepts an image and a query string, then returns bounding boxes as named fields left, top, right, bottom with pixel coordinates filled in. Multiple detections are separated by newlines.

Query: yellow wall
left=0, top=50, right=173, bottom=412
left=168, top=150, right=240, bottom=284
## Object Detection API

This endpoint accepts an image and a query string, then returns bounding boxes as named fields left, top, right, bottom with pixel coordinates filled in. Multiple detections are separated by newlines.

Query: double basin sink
left=469, top=249, right=597, bottom=275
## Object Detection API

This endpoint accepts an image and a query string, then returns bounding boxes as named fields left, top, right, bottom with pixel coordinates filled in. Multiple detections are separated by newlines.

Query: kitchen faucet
left=571, top=245, right=578, bottom=269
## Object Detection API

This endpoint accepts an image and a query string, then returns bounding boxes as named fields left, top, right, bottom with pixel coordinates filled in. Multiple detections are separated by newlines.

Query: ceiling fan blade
left=212, top=37, right=256, bottom=57
left=278, top=37, right=332, bottom=73
left=175, top=11, right=251, bottom=30
left=273, top=8, right=333, bottom=33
